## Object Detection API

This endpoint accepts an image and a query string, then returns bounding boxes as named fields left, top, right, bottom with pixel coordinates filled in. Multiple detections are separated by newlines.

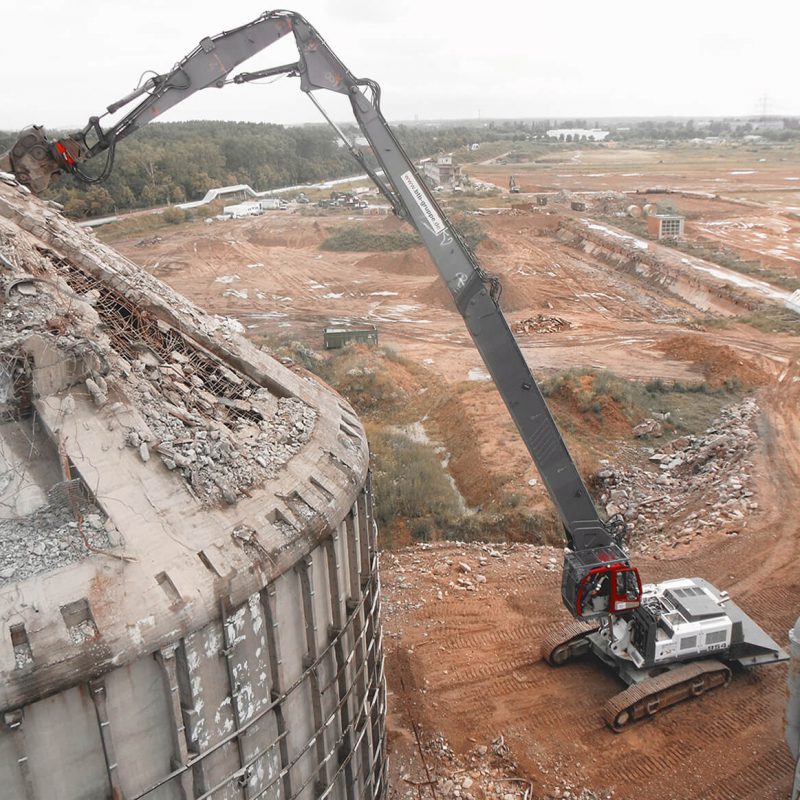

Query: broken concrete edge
left=0, top=182, right=371, bottom=711
left=1, top=188, right=313, bottom=407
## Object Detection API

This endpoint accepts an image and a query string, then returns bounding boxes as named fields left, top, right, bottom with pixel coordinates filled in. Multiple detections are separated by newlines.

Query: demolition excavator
left=1, top=10, right=787, bottom=731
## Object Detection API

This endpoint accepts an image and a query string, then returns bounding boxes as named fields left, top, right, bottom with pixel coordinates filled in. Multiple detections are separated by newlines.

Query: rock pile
left=596, top=398, right=761, bottom=553
left=0, top=496, right=111, bottom=585
left=512, top=315, right=571, bottom=335
left=398, top=735, right=610, bottom=800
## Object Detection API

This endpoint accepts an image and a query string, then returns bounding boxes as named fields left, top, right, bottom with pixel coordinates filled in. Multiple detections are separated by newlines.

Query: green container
left=323, top=325, right=378, bottom=349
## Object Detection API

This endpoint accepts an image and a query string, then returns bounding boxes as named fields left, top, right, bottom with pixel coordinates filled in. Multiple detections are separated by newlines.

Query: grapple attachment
left=0, top=126, right=80, bottom=193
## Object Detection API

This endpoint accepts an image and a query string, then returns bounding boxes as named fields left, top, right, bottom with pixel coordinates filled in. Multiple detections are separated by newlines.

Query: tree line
left=0, top=121, right=520, bottom=219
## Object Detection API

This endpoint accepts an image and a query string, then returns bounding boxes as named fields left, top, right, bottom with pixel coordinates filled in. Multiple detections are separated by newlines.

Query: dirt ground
left=111, top=144, right=800, bottom=799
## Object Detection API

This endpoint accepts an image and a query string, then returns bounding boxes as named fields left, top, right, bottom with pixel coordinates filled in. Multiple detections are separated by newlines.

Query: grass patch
left=95, top=206, right=209, bottom=243
left=541, top=368, right=644, bottom=416
left=439, top=507, right=562, bottom=547
left=320, top=213, right=487, bottom=252
left=369, top=429, right=462, bottom=532
left=541, top=367, right=743, bottom=436
left=737, top=307, right=800, bottom=335
left=257, top=336, right=417, bottom=418
left=96, top=213, right=178, bottom=243
left=320, top=227, right=420, bottom=251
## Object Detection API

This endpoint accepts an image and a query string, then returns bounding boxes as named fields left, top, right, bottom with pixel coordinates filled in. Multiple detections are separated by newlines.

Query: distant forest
left=2, top=117, right=796, bottom=219
left=0, top=121, right=522, bottom=218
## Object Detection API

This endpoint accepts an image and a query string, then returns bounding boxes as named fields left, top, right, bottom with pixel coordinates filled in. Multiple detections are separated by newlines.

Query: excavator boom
left=3, top=10, right=634, bottom=621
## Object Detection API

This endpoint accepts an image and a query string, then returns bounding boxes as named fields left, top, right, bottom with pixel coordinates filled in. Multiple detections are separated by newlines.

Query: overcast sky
left=3, top=0, right=796, bottom=132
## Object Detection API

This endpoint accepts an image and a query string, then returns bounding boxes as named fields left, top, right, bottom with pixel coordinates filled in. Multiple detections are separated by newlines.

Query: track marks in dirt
left=703, top=747, right=795, bottom=800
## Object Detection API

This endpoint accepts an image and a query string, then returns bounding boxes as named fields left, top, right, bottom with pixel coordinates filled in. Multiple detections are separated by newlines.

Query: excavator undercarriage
left=543, top=577, right=785, bottom=731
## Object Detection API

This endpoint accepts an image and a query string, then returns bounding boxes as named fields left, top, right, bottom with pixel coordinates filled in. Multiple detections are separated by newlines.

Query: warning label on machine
left=400, top=171, right=445, bottom=235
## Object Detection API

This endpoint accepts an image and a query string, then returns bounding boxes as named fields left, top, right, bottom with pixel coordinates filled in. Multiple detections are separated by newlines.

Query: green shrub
left=320, top=227, right=420, bottom=251
left=411, top=518, right=434, bottom=542
left=162, top=206, right=186, bottom=224
left=644, top=377, right=668, bottom=394
left=369, top=431, right=461, bottom=527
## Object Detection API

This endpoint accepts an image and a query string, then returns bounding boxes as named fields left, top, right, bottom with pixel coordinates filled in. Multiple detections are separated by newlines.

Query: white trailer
left=259, top=198, right=288, bottom=210
left=223, top=201, right=262, bottom=218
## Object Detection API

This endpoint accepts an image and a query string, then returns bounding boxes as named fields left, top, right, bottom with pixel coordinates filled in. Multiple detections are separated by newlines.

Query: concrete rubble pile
left=126, top=358, right=315, bottom=504
left=596, top=398, right=760, bottom=553
left=0, top=172, right=318, bottom=583
left=0, top=499, right=111, bottom=585
left=512, top=315, right=571, bottom=335
left=400, top=735, right=610, bottom=800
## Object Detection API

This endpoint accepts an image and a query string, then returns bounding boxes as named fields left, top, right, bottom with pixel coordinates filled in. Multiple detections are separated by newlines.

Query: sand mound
left=412, top=271, right=541, bottom=314
left=356, top=248, right=433, bottom=276
left=656, top=335, right=768, bottom=388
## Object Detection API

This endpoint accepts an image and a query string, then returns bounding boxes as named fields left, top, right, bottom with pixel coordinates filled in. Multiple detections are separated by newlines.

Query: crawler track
left=541, top=621, right=598, bottom=665
left=603, top=659, right=732, bottom=732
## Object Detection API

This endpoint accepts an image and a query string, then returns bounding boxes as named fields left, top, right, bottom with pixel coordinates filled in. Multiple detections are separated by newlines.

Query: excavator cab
left=561, top=544, right=642, bottom=621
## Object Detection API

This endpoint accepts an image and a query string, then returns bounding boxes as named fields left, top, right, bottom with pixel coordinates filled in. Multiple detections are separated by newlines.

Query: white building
left=222, top=201, right=262, bottom=218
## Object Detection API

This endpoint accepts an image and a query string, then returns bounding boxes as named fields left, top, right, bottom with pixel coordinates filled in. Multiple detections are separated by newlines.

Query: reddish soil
left=111, top=145, right=800, bottom=799
left=656, top=334, right=770, bottom=388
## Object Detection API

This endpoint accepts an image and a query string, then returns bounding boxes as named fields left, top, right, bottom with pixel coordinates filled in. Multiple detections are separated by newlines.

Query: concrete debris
left=0, top=180, right=318, bottom=508
left=0, top=495, right=111, bottom=586
left=597, top=398, right=761, bottom=553
left=402, top=735, right=612, bottom=800
left=512, top=314, right=571, bottom=335
left=632, top=418, right=663, bottom=438
left=68, top=618, right=100, bottom=645
left=85, top=376, right=107, bottom=407
left=132, top=370, right=315, bottom=504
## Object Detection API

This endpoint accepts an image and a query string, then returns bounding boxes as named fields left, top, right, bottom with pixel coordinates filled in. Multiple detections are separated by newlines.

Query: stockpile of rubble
left=0, top=497, right=111, bottom=584
left=0, top=176, right=317, bottom=508
left=395, top=735, right=610, bottom=800
left=596, top=398, right=760, bottom=553
left=512, top=315, right=571, bottom=335
left=127, top=366, right=315, bottom=504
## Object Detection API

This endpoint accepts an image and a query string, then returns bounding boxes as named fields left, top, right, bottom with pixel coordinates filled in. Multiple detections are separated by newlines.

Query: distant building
left=647, top=213, right=684, bottom=240
left=421, top=155, right=462, bottom=188
left=546, top=128, right=609, bottom=142
left=223, top=201, right=262, bottom=218
left=752, top=119, right=785, bottom=132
